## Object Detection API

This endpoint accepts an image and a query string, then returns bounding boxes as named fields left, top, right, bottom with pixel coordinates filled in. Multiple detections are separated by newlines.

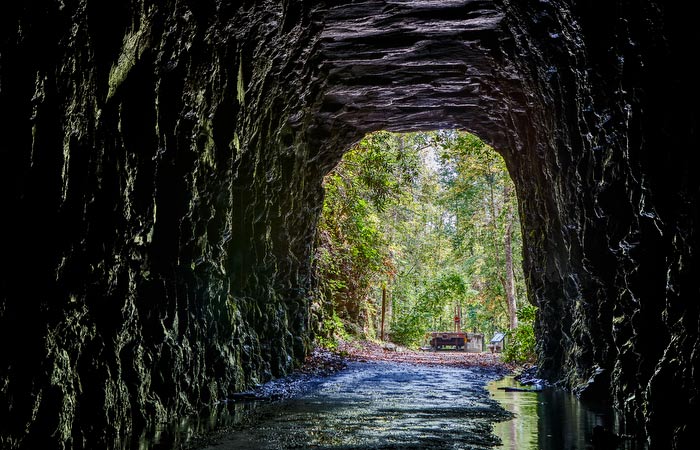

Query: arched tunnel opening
left=0, top=0, right=697, bottom=448
left=315, top=129, right=527, bottom=352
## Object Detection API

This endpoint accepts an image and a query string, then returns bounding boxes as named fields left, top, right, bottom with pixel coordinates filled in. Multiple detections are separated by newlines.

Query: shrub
left=316, top=312, right=348, bottom=350
left=503, top=304, right=537, bottom=363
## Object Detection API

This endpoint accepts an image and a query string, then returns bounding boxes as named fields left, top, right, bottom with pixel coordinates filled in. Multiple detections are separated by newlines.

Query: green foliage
left=503, top=304, right=537, bottom=363
left=315, top=130, right=532, bottom=354
left=316, top=132, right=421, bottom=337
left=391, top=272, right=468, bottom=345
left=431, top=130, right=524, bottom=324
left=316, top=312, right=348, bottom=351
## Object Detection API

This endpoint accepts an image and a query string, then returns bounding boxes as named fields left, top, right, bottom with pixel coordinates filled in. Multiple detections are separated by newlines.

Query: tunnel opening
left=1, top=0, right=696, bottom=448
left=314, top=129, right=533, bottom=361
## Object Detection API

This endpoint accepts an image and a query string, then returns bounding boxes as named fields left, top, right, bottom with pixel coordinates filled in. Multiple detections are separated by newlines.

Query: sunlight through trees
left=315, top=131, right=535, bottom=362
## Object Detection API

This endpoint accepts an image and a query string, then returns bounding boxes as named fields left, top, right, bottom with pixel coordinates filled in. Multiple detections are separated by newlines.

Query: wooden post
left=380, top=285, right=386, bottom=341
left=458, top=304, right=462, bottom=333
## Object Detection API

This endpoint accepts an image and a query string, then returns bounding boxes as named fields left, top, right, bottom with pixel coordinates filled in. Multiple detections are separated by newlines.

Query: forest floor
left=293, top=339, right=515, bottom=383
left=335, top=339, right=515, bottom=371
left=299, top=340, right=520, bottom=376
left=227, top=340, right=515, bottom=405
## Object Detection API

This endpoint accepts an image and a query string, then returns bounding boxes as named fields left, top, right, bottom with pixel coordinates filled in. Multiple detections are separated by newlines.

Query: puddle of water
left=487, top=377, right=645, bottom=450
left=124, top=401, right=261, bottom=450
left=130, top=366, right=648, bottom=450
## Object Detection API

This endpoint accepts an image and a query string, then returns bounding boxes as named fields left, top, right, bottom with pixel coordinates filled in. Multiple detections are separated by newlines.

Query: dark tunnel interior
left=0, top=1, right=697, bottom=448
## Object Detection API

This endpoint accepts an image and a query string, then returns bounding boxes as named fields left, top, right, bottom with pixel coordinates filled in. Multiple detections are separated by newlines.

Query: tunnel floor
left=195, top=361, right=512, bottom=450
left=178, top=358, right=646, bottom=450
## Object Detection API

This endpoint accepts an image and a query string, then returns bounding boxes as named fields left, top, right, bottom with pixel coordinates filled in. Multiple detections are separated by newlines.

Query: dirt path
left=336, top=340, right=513, bottom=370
left=197, top=343, right=514, bottom=450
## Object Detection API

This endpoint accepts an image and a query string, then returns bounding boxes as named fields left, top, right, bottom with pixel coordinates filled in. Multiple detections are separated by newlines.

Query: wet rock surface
left=1, top=0, right=697, bottom=448
left=512, top=365, right=547, bottom=388
left=200, top=361, right=511, bottom=450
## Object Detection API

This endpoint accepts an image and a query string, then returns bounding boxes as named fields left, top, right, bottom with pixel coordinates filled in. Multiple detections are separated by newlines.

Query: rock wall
left=1, top=1, right=324, bottom=447
left=498, top=2, right=698, bottom=447
left=0, top=0, right=697, bottom=448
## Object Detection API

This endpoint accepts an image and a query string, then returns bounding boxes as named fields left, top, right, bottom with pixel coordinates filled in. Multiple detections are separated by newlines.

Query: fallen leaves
left=335, top=339, right=515, bottom=371
left=298, top=347, right=348, bottom=376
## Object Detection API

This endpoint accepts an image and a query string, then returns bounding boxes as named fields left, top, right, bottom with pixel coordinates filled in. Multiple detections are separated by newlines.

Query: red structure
left=428, top=331, right=468, bottom=351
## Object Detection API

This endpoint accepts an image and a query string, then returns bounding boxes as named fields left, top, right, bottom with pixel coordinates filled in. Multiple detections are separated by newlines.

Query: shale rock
left=0, top=1, right=697, bottom=448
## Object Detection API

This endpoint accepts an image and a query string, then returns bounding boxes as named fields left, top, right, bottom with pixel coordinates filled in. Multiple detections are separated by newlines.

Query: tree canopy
left=314, top=130, right=535, bottom=362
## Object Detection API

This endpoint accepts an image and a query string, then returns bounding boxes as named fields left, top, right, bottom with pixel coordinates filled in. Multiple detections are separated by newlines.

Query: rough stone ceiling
left=315, top=0, right=514, bottom=142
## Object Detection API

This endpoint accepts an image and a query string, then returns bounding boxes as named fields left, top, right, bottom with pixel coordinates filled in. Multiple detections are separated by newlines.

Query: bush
left=389, top=314, right=427, bottom=347
left=316, top=312, right=348, bottom=350
left=503, top=304, right=537, bottom=363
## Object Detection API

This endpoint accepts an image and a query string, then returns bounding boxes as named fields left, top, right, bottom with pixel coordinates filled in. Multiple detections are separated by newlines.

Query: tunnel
left=0, top=0, right=697, bottom=448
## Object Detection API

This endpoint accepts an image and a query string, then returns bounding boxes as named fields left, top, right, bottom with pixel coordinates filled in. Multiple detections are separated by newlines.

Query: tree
left=315, top=130, right=533, bottom=350
left=315, top=132, right=420, bottom=337
left=433, top=130, right=522, bottom=332
left=503, top=183, right=518, bottom=330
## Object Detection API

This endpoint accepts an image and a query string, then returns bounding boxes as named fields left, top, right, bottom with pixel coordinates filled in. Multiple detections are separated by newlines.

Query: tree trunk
left=380, top=285, right=387, bottom=340
left=504, top=183, right=518, bottom=330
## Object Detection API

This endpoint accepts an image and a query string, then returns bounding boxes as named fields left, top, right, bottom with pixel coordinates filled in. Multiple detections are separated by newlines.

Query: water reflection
left=487, top=377, right=538, bottom=449
left=487, top=377, right=644, bottom=450
left=186, top=362, right=511, bottom=450
left=133, top=371, right=647, bottom=450
left=122, top=401, right=261, bottom=450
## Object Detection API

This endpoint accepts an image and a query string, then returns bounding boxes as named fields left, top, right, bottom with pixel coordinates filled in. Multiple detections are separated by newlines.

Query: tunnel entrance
left=315, top=130, right=534, bottom=362
left=1, top=0, right=695, bottom=448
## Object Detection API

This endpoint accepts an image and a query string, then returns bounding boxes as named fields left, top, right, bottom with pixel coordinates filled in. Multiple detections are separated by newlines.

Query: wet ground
left=198, top=361, right=510, bottom=450
left=487, top=377, right=645, bottom=450
left=141, top=349, right=645, bottom=449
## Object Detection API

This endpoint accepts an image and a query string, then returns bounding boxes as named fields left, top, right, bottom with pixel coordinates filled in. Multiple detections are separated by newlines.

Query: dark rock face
left=1, top=2, right=322, bottom=447
left=0, top=0, right=696, bottom=448
left=496, top=3, right=698, bottom=448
